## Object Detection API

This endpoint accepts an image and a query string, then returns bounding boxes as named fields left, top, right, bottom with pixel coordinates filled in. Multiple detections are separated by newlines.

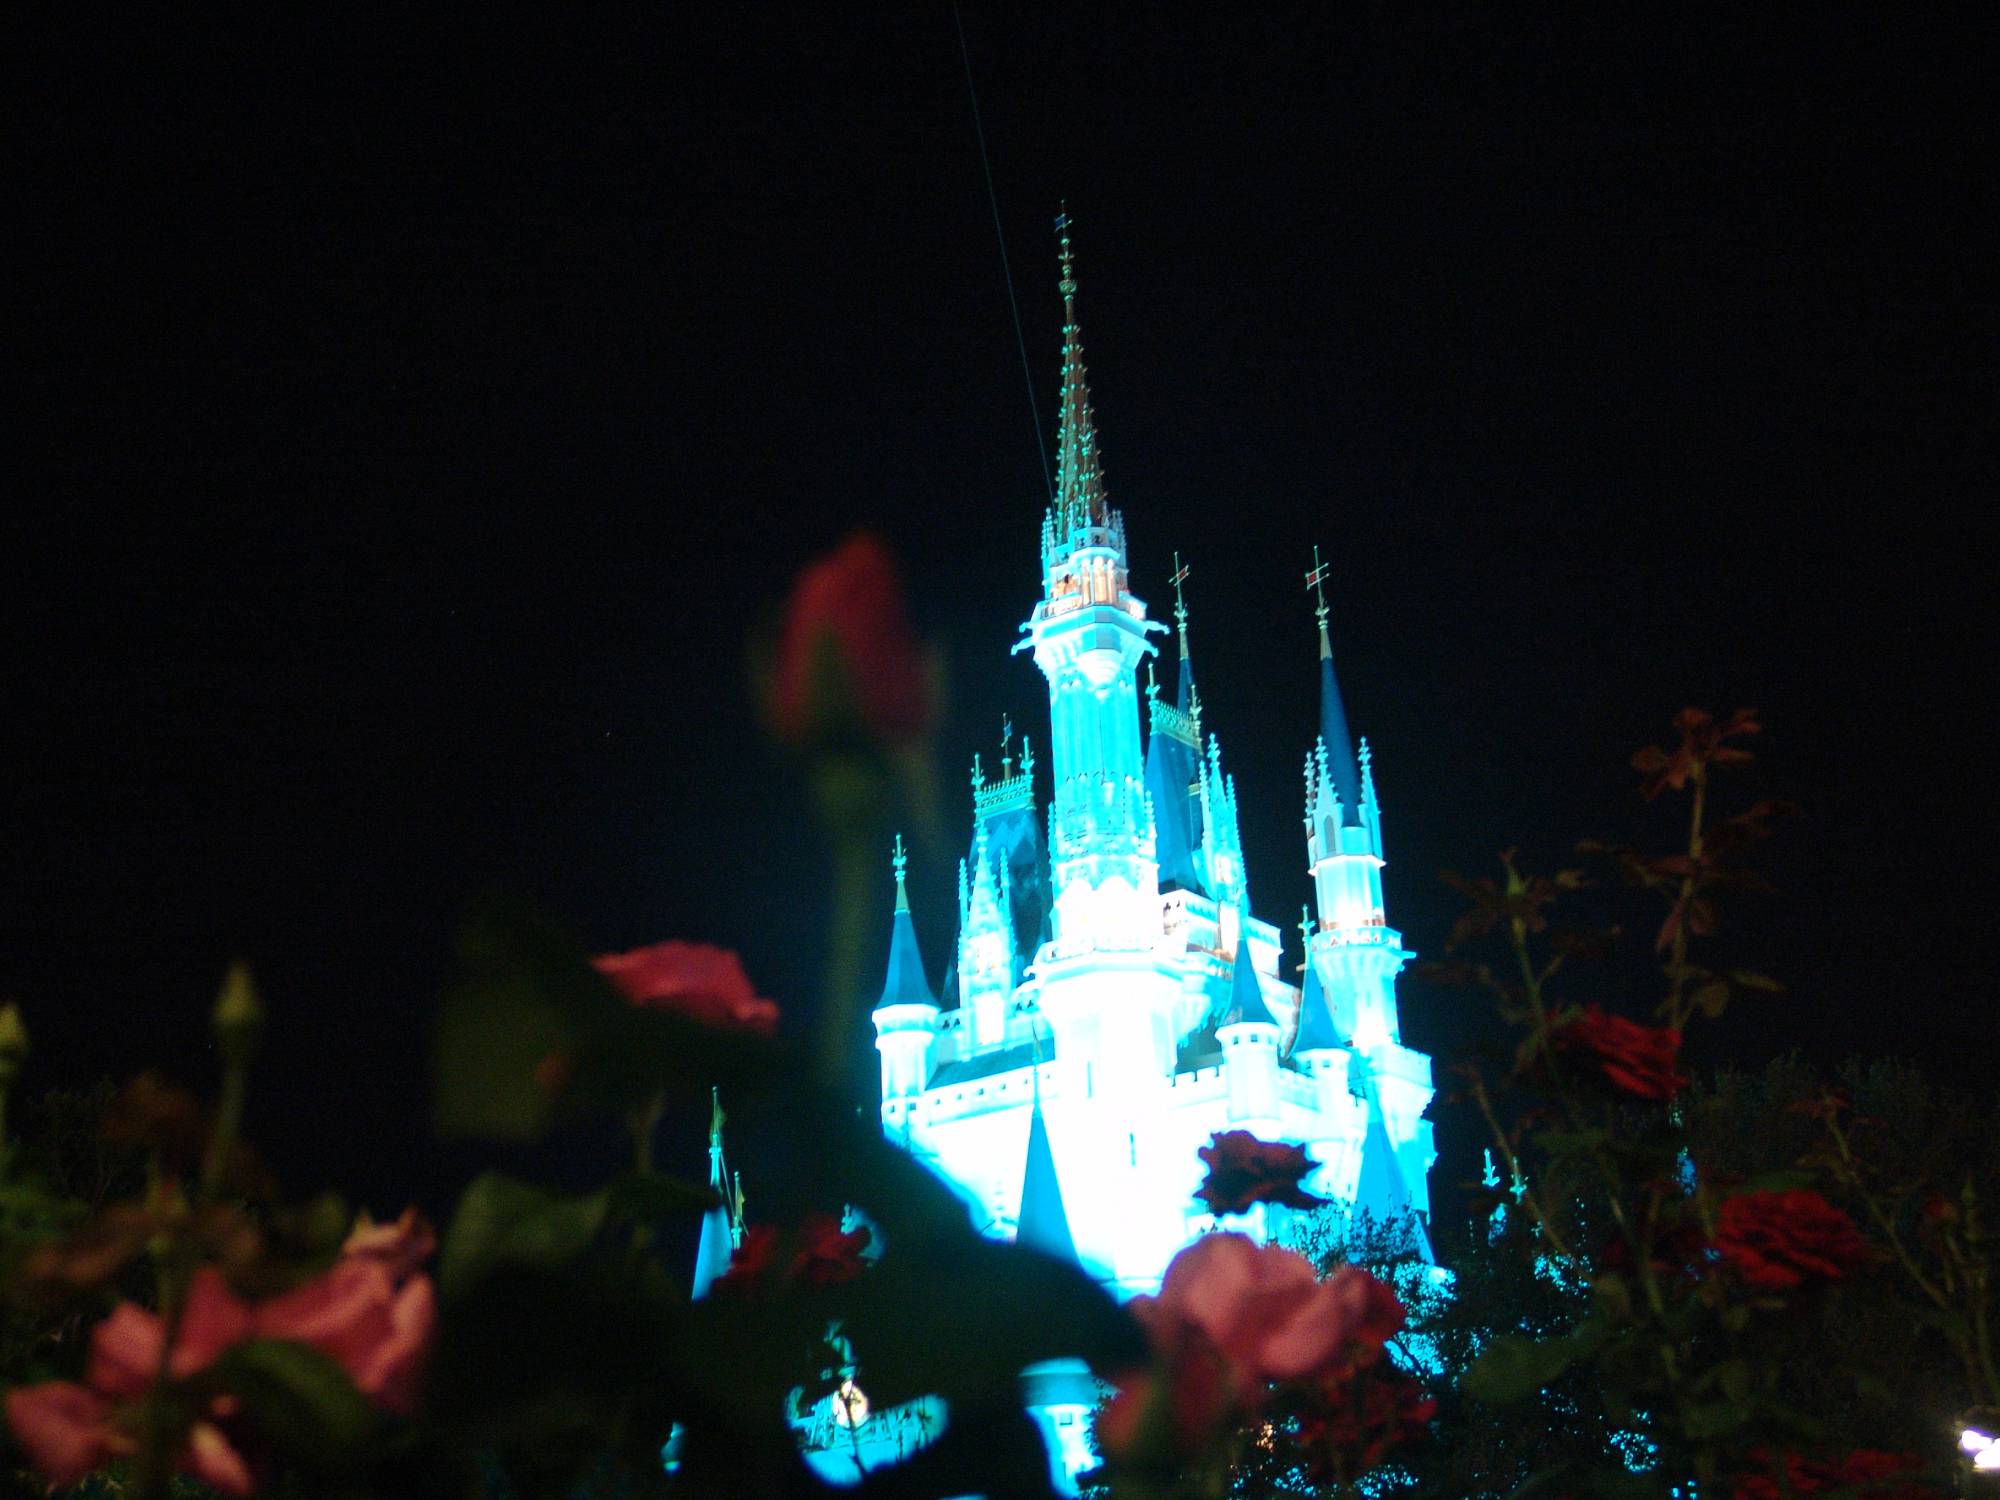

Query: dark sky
left=6, top=8, right=1992, bottom=1214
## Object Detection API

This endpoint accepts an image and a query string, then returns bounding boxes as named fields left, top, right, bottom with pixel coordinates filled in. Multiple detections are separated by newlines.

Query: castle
left=867, top=219, right=1436, bottom=1302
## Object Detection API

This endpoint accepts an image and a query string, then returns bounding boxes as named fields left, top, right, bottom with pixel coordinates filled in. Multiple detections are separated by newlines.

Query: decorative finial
left=1020, top=735, right=1035, bottom=778
left=970, top=752, right=984, bottom=792
left=892, top=834, right=910, bottom=913
left=1299, top=905, right=1313, bottom=953
left=1305, top=544, right=1332, bottom=658
left=1170, top=551, right=1192, bottom=659
left=709, top=1086, right=725, bottom=1152
left=1000, top=714, right=1014, bottom=776
left=1145, top=658, right=1157, bottom=700
left=1055, top=202, right=1076, bottom=303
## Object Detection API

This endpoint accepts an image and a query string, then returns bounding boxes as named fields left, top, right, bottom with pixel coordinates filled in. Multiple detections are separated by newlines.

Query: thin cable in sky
left=953, top=3, right=1054, bottom=503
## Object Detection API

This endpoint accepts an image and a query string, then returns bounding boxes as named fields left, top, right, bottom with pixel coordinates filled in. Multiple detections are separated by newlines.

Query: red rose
left=793, top=1212, right=872, bottom=1286
left=713, top=1215, right=872, bottom=1296
left=1196, top=1131, right=1327, bottom=1217
left=1553, top=1005, right=1687, bottom=1101
left=768, top=532, right=934, bottom=750
left=714, top=1224, right=781, bottom=1295
left=1715, top=1189, right=1872, bottom=1292
left=592, top=941, right=779, bottom=1035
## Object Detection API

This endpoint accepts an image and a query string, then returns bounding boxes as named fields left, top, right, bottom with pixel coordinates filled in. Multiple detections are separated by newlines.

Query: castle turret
left=1216, top=940, right=1281, bottom=1128
left=872, top=836, right=942, bottom=1099
left=1302, top=552, right=1409, bottom=1052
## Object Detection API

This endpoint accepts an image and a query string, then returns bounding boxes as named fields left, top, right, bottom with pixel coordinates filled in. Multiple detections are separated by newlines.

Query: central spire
left=1052, top=208, right=1111, bottom=533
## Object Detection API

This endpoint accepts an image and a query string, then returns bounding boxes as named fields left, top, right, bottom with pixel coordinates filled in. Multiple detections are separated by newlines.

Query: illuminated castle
left=869, top=220, right=1436, bottom=1305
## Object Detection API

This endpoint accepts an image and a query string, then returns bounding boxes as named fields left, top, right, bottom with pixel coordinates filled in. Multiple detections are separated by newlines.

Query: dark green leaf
left=1465, top=1318, right=1606, bottom=1404
left=605, top=1171, right=721, bottom=1223
left=1681, top=1397, right=1750, bottom=1440
left=433, top=979, right=571, bottom=1141
left=212, top=1338, right=376, bottom=1460
left=440, top=1171, right=607, bottom=1299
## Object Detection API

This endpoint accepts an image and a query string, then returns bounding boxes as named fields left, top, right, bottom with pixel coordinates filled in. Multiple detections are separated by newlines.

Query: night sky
left=7, top=9, right=1992, bottom=1216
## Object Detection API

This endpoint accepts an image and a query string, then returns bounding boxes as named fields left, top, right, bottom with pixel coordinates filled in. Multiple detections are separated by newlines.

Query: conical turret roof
left=877, top=835, right=937, bottom=1010
left=1017, top=1097, right=1079, bottom=1264
left=1290, top=962, right=1342, bottom=1053
left=1223, top=941, right=1278, bottom=1028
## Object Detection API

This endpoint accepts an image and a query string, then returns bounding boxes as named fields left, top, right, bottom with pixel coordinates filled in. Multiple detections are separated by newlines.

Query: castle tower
left=1016, top=215, right=1178, bottom=1106
left=872, top=835, right=942, bottom=1101
left=1301, top=551, right=1405, bottom=1049
left=1018, top=215, right=1164, bottom=962
left=1299, top=554, right=1435, bottom=1220
left=1217, top=941, right=1282, bottom=1130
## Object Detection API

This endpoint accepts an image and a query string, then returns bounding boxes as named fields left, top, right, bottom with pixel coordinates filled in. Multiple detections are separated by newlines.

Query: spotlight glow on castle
left=868, top=220, right=1436, bottom=1302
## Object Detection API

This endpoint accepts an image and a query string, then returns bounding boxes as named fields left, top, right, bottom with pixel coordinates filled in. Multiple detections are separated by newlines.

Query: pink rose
left=88, top=1266, right=254, bottom=1396
left=342, top=1207, right=438, bottom=1283
left=5, top=1234, right=438, bottom=1493
left=1140, top=1233, right=1348, bottom=1384
left=4, top=1383, right=128, bottom=1489
left=592, top=941, right=780, bottom=1035
left=4, top=1379, right=250, bottom=1497
left=1101, top=1236, right=1411, bottom=1467
left=258, top=1260, right=435, bottom=1416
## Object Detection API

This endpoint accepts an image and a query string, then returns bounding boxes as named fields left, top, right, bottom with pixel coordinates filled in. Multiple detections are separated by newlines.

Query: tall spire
left=1171, top=551, right=1197, bottom=717
left=1052, top=207, right=1110, bottom=533
left=1307, top=545, right=1362, bottom=824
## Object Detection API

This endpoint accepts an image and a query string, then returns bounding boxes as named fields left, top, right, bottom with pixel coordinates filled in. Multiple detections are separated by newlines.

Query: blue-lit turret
left=1217, top=941, right=1282, bottom=1131
left=1299, top=554, right=1434, bottom=1221
left=872, top=836, right=942, bottom=1100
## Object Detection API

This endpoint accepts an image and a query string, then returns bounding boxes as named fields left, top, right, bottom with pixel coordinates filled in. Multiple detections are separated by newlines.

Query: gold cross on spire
left=1306, top=544, right=1333, bottom=656
left=1168, top=548, right=1192, bottom=648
